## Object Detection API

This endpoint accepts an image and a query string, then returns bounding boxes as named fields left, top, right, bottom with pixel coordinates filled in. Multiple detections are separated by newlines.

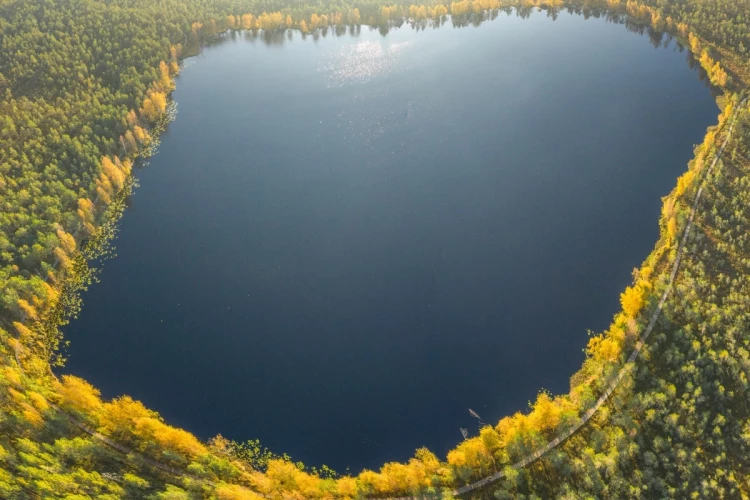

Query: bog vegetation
left=1, top=0, right=750, bottom=498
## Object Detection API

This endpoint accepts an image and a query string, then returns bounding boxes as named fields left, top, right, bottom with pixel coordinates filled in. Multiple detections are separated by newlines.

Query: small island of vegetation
left=1, top=0, right=750, bottom=498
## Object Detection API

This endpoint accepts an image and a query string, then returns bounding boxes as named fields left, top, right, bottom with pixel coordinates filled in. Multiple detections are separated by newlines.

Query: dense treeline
left=1, top=0, right=750, bottom=497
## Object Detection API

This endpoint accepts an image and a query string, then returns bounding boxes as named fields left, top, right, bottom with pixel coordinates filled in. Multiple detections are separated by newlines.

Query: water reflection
left=202, top=6, right=716, bottom=92
left=64, top=9, right=719, bottom=472
left=321, top=40, right=413, bottom=87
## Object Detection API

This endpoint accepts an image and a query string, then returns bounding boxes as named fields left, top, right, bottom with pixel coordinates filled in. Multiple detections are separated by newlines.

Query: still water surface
left=64, top=11, right=717, bottom=471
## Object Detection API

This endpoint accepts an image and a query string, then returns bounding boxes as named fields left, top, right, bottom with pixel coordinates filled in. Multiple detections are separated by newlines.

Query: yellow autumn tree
left=99, top=396, right=156, bottom=440
left=348, top=8, right=361, bottom=24
left=334, top=476, right=358, bottom=498
left=135, top=417, right=207, bottom=457
left=13, top=321, right=35, bottom=344
left=528, top=392, right=561, bottom=432
left=133, top=125, right=150, bottom=144
left=16, top=299, right=38, bottom=321
left=53, top=246, right=73, bottom=269
left=56, top=375, right=103, bottom=415
left=241, top=14, right=256, bottom=30
left=447, top=436, right=493, bottom=478
left=96, top=174, right=113, bottom=205
left=434, top=5, right=449, bottom=17
left=101, top=156, right=126, bottom=191
left=666, top=215, right=678, bottom=243
left=55, top=228, right=76, bottom=255
left=41, top=282, right=59, bottom=306
left=479, top=425, right=502, bottom=458
left=158, top=61, right=174, bottom=92
left=77, top=198, right=96, bottom=235
left=620, top=282, right=649, bottom=318
left=141, top=90, right=167, bottom=122
left=215, top=484, right=263, bottom=500
left=126, top=109, right=138, bottom=127
left=710, top=62, right=729, bottom=87
left=496, top=411, right=531, bottom=448
left=27, top=391, right=49, bottom=413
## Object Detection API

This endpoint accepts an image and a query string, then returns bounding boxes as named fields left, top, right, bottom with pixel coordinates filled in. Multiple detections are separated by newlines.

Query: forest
left=1, top=0, right=750, bottom=497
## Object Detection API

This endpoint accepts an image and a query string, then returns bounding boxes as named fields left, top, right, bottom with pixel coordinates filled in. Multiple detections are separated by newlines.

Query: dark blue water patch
left=63, top=10, right=717, bottom=472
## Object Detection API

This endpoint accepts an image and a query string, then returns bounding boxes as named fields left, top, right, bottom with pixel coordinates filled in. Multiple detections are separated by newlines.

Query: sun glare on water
left=321, top=40, right=413, bottom=87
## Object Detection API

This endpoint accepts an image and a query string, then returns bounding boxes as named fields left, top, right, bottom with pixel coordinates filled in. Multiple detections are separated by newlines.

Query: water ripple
left=320, top=40, right=413, bottom=87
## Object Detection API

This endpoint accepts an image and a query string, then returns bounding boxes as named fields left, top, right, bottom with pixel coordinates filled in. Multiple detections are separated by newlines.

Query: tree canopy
left=1, top=0, right=750, bottom=497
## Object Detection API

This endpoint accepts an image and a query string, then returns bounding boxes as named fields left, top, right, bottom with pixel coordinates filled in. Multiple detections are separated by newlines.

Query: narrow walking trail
left=9, top=98, right=746, bottom=499
left=422, top=98, right=747, bottom=499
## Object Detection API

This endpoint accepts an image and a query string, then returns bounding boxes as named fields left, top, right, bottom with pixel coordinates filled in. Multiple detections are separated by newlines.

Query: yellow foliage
left=17, top=299, right=38, bottom=321
left=57, top=375, right=102, bottom=414
left=348, top=8, right=361, bottom=24
left=292, top=469, right=322, bottom=497
left=479, top=425, right=501, bottom=455
left=99, top=396, right=156, bottom=437
left=215, top=484, right=263, bottom=500
left=3, top=366, right=22, bottom=387
left=447, top=437, right=491, bottom=471
left=434, top=5, right=449, bottom=16
left=123, top=130, right=137, bottom=153
left=241, top=14, right=256, bottom=30
left=496, top=411, right=531, bottom=447
left=96, top=179, right=113, bottom=205
left=101, top=156, right=126, bottom=191
left=56, top=228, right=76, bottom=254
left=53, top=246, right=73, bottom=269
left=446, top=448, right=466, bottom=468
left=710, top=62, right=729, bottom=87
left=119, top=157, right=132, bottom=176
left=620, top=281, right=649, bottom=318
left=158, top=61, right=174, bottom=92
left=667, top=216, right=678, bottom=243
left=42, top=281, right=60, bottom=304
left=126, top=109, right=138, bottom=127
left=588, top=334, right=621, bottom=362
left=529, top=392, right=561, bottom=432
left=141, top=90, right=167, bottom=122
left=27, top=391, right=49, bottom=412
left=357, top=469, right=379, bottom=493
left=266, top=459, right=302, bottom=491
left=78, top=198, right=95, bottom=222
left=135, top=417, right=206, bottom=457
left=13, top=321, right=34, bottom=342
left=8, top=387, right=25, bottom=403
left=336, top=476, right=358, bottom=497
left=134, top=125, right=150, bottom=144
left=22, top=404, right=44, bottom=428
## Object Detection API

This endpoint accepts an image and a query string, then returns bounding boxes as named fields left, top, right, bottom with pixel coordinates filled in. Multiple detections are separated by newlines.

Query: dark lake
left=63, top=10, right=717, bottom=472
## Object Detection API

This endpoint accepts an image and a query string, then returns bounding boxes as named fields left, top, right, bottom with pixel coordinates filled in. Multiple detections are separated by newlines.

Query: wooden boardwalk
left=9, top=98, right=746, bottom=500
left=387, top=98, right=747, bottom=500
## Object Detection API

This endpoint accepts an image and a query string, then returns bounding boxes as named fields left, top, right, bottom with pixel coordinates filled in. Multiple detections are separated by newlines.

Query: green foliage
left=1, top=0, right=750, bottom=498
